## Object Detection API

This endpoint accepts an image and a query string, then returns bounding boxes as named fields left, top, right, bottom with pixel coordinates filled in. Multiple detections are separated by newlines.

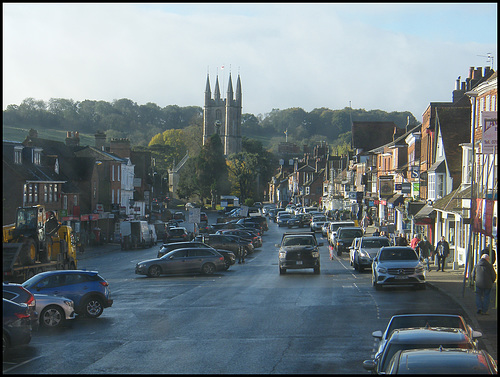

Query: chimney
left=455, top=76, right=461, bottom=90
left=469, top=67, right=475, bottom=79
left=484, top=66, right=492, bottom=78
left=473, top=67, right=483, bottom=80
left=110, top=138, right=131, bottom=158
left=65, top=130, right=80, bottom=147
left=95, top=131, right=107, bottom=151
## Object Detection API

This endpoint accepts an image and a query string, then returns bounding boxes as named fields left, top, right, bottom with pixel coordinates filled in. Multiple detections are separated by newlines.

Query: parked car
left=363, top=327, right=477, bottom=374
left=333, top=226, right=364, bottom=256
left=3, top=298, right=32, bottom=354
left=350, top=236, right=391, bottom=271
left=328, top=221, right=356, bottom=246
left=370, top=313, right=483, bottom=361
left=216, top=229, right=262, bottom=249
left=287, top=213, right=310, bottom=228
left=34, top=293, right=75, bottom=328
left=200, top=212, right=208, bottom=222
left=385, top=348, right=498, bottom=374
left=22, top=270, right=113, bottom=318
left=156, top=241, right=235, bottom=270
left=371, top=246, right=426, bottom=290
left=277, top=213, right=292, bottom=227
left=310, top=215, right=327, bottom=232
left=277, top=232, right=322, bottom=275
left=197, top=234, right=254, bottom=256
left=136, top=247, right=225, bottom=277
left=3, top=282, right=38, bottom=330
left=237, top=216, right=268, bottom=232
left=165, top=227, right=190, bottom=243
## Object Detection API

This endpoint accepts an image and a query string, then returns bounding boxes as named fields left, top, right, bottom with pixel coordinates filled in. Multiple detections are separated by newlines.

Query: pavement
left=77, top=227, right=497, bottom=361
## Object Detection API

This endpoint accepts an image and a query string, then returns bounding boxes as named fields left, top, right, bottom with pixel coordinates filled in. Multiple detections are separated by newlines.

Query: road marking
left=3, top=356, right=43, bottom=373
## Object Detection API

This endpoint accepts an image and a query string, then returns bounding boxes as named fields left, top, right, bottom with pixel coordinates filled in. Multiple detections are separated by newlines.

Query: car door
left=162, top=249, right=189, bottom=273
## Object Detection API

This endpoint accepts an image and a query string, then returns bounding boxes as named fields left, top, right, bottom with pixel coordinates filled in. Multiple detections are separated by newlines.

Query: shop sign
left=401, top=182, right=411, bottom=194
left=80, top=214, right=90, bottom=221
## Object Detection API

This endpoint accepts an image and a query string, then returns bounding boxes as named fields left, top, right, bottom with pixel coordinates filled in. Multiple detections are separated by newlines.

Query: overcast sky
left=3, top=3, right=497, bottom=119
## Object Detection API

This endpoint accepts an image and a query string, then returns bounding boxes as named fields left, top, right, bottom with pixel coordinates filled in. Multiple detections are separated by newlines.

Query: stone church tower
left=203, top=72, right=242, bottom=155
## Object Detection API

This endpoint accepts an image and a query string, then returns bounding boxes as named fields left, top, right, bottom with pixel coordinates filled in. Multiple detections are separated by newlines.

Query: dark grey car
left=157, top=241, right=236, bottom=270
left=136, top=247, right=226, bottom=277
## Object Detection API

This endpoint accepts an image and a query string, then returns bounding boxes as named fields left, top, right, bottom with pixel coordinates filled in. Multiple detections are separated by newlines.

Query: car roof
left=28, top=269, right=99, bottom=277
left=388, top=328, right=471, bottom=344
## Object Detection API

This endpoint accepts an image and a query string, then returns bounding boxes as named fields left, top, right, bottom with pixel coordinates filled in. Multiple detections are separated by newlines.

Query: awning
left=414, top=204, right=436, bottom=220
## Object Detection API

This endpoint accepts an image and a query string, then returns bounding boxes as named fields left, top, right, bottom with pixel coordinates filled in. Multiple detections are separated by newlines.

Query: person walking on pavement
left=237, top=246, right=246, bottom=264
left=395, top=233, right=408, bottom=246
left=372, top=228, right=380, bottom=236
left=410, top=234, right=420, bottom=250
left=473, top=253, right=496, bottom=315
left=434, top=236, right=450, bottom=271
left=361, top=214, right=370, bottom=233
left=416, top=236, right=431, bottom=271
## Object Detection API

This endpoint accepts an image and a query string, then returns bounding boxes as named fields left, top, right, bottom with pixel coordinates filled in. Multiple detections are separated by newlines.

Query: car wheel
left=224, top=258, right=231, bottom=270
left=40, top=305, right=64, bottom=328
left=314, top=265, right=320, bottom=274
left=202, top=263, right=216, bottom=275
left=83, top=297, right=104, bottom=318
left=279, top=267, right=286, bottom=275
left=148, top=265, right=161, bottom=278
left=372, top=275, right=382, bottom=291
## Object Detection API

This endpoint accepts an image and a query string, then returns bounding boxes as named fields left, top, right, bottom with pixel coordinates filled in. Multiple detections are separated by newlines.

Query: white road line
left=3, top=355, right=43, bottom=373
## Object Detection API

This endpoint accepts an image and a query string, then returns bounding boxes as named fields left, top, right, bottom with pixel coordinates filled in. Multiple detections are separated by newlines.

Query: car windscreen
left=386, top=316, right=466, bottom=338
left=362, top=239, right=390, bottom=248
left=283, top=237, right=314, bottom=246
left=379, top=248, right=418, bottom=261
left=339, top=230, right=363, bottom=238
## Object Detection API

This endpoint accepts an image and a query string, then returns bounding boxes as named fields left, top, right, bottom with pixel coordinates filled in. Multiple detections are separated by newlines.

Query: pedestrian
left=434, top=236, right=450, bottom=271
left=395, top=233, right=408, bottom=246
left=472, top=253, right=496, bottom=315
left=410, top=234, right=420, bottom=250
left=416, top=236, right=431, bottom=271
left=237, top=246, right=246, bottom=264
left=372, top=228, right=380, bottom=236
left=361, top=214, right=370, bottom=232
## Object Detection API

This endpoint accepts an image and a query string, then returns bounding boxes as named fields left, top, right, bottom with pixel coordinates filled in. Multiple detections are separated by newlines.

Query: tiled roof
left=351, top=121, right=397, bottom=151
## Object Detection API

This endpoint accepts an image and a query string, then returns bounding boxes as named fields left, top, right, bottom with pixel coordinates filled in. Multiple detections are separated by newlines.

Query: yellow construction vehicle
left=3, top=205, right=77, bottom=282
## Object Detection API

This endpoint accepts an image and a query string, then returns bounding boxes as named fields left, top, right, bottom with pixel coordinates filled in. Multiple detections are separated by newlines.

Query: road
left=4, top=213, right=466, bottom=374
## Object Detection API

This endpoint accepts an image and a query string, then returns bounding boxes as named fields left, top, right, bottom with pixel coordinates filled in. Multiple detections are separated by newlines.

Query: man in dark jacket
left=473, top=253, right=497, bottom=315
left=395, top=233, right=408, bottom=246
left=416, top=236, right=431, bottom=271
left=434, top=236, right=450, bottom=271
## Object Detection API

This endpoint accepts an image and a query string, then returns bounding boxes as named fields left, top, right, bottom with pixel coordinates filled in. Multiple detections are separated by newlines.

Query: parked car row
left=3, top=270, right=113, bottom=354
left=362, top=313, right=497, bottom=374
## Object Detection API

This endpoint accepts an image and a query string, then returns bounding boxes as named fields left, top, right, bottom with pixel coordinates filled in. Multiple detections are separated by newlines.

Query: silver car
left=310, top=215, right=327, bottom=232
left=372, top=246, right=426, bottom=290
left=34, top=293, right=75, bottom=328
left=351, top=236, right=391, bottom=272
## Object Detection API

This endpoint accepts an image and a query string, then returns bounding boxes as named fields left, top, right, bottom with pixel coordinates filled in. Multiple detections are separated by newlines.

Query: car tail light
left=15, top=312, right=30, bottom=319
left=219, top=257, right=224, bottom=261
left=99, top=281, right=109, bottom=287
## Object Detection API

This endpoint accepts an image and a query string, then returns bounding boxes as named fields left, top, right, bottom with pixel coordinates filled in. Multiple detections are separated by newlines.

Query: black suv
left=333, top=226, right=363, bottom=256
left=277, top=232, right=322, bottom=275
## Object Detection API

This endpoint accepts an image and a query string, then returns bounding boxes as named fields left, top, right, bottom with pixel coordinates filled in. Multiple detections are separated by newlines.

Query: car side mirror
left=372, top=330, right=383, bottom=339
left=362, top=360, right=377, bottom=371
left=472, top=330, right=483, bottom=339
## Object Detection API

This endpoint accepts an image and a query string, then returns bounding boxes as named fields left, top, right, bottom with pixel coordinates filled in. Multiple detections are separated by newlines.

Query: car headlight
left=137, top=263, right=146, bottom=268
left=377, top=267, right=388, bottom=274
left=279, top=252, right=286, bottom=258
left=64, top=300, right=74, bottom=308
left=360, top=250, right=370, bottom=258
left=312, top=251, right=320, bottom=258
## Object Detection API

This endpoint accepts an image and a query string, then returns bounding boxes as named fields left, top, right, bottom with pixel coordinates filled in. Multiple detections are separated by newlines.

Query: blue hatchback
left=22, top=270, right=113, bottom=318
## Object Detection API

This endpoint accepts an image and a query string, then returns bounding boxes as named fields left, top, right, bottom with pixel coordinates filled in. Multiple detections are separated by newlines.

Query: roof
left=414, top=204, right=436, bottom=219
left=433, top=185, right=471, bottom=214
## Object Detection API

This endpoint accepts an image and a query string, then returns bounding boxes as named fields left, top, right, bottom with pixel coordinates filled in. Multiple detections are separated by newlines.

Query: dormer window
left=54, top=158, right=59, bottom=174
left=14, top=146, right=23, bottom=164
left=33, top=148, right=42, bottom=165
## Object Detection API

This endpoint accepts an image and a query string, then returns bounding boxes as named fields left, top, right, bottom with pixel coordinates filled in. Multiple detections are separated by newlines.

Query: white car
left=34, top=293, right=75, bottom=328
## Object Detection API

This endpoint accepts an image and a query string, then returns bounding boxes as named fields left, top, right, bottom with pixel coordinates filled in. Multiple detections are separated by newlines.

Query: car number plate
left=296, top=261, right=303, bottom=265
left=395, top=275, right=408, bottom=279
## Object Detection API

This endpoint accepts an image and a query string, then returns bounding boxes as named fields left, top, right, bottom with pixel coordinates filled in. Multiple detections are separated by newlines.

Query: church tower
left=203, top=72, right=242, bottom=155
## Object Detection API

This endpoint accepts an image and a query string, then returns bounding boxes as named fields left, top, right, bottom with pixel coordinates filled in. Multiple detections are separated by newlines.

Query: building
left=203, top=72, right=242, bottom=156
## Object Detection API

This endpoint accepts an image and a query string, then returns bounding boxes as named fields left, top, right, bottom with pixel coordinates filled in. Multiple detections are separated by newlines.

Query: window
left=73, top=195, right=78, bottom=206
left=23, top=184, right=27, bottom=204
left=112, top=165, right=115, bottom=181
left=428, top=174, right=435, bottom=199
left=34, top=184, right=38, bottom=203
left=63, top=195, right=68, bottom=210
left=436, top=174, right=444, bottom=198
left=93, top=181, right=97, bottom=199
left=111, top=189, right=114, bottom=204
left=44, top=184, right=48, bottom=202
left=33, top=149, right=42, bottom=165
left=54, top=185, right=58, bottom=202
left=14, top=147, right=22, bottom=164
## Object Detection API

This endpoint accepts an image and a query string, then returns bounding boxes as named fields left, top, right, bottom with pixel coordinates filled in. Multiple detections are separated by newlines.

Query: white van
left=120, top=220, right=153, bottom=249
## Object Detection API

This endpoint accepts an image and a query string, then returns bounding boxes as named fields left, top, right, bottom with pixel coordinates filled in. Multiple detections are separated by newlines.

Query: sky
left=3, top=3, right=497, bottom=119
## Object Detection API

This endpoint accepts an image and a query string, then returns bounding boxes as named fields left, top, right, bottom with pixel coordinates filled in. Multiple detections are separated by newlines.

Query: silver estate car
left=372, top=246, right=426, bottom=290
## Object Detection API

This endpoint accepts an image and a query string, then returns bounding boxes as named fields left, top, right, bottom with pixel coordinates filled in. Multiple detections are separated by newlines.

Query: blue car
left=22, top=270, right=113, bottom=318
